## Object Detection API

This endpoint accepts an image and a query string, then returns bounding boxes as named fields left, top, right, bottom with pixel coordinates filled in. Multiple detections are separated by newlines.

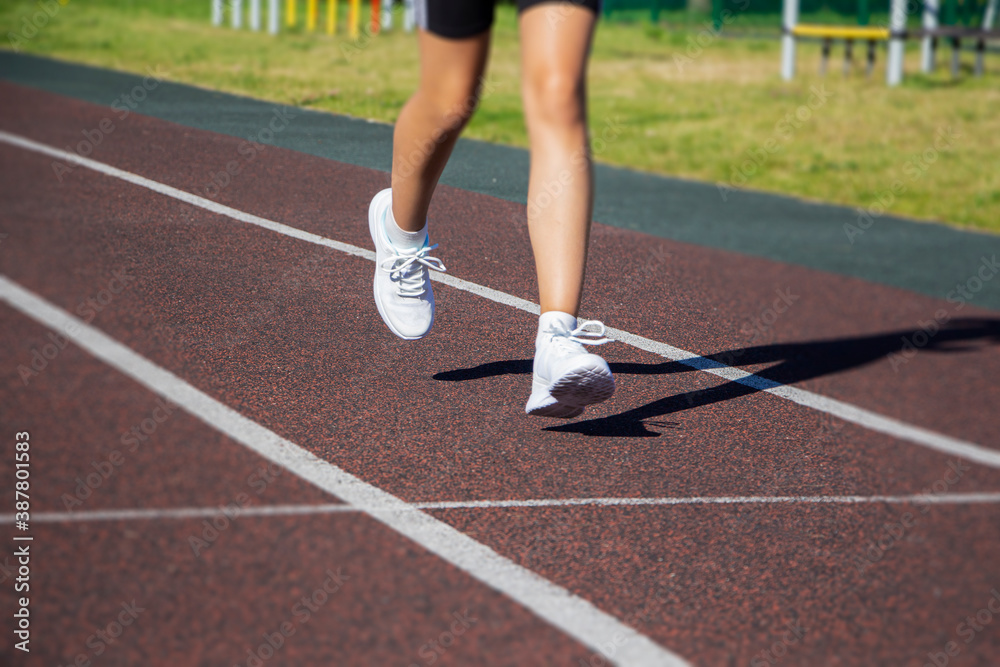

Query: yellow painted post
left=326, top=0, right=338, bottom=34
left=349, top=0, right=360, bottom=38
left=307, top=0, right=318, bottom=30
left=286, top=0, right=296, bottom=27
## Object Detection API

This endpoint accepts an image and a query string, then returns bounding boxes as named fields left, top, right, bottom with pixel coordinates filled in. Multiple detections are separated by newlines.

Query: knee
left=523, top=69, right=585, bottom=130
left=422, top=76, right=482, bottom=132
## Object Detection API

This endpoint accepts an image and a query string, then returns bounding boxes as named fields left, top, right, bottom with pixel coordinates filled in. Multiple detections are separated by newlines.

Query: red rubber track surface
left=1, top=82, right=999, bottom=666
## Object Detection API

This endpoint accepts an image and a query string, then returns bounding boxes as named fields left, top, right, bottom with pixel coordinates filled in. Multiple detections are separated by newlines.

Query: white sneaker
left=368, top=188, right=446, bottom=340
left=525, top=312, right=615, bottom=418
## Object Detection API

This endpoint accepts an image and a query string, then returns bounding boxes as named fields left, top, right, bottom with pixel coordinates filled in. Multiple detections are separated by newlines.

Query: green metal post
left=945, top=0, right=957, bottom=24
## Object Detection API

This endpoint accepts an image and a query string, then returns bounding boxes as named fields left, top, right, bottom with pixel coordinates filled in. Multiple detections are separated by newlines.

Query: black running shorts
left=414, top=0, right=601, bottom=39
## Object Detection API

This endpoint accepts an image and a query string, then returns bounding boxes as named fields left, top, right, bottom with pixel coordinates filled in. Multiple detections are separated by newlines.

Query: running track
left=1, top=70, right=1000, bottom=667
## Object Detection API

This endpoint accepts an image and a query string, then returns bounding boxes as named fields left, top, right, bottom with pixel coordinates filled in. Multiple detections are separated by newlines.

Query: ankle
left=385, top=199, right=427, bottom=250
left=537, top=311, right=576, bottom=345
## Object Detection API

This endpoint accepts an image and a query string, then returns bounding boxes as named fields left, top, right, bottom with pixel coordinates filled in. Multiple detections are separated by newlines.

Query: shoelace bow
left=545, top=319, right=612, bottom=350
left=380, top=244, right=447, bottom=297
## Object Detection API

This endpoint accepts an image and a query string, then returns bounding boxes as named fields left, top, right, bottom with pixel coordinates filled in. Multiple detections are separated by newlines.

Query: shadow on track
left=433, top=318, right=1000, bottom=437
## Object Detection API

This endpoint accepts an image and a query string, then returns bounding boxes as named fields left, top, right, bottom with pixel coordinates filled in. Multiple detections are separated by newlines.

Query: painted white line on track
left=0, top=276, right=686, bottom=667
left=414, top=492, right=1000, bottom=509
left=1, top=130, right=996, bottom=470
left=0, top=503, right=361, bottom=524
left=4, top=492, right=1000, bottom=526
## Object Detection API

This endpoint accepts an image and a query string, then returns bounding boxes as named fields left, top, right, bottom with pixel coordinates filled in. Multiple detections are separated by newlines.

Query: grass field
left=3, top=0, right=998, bottom=231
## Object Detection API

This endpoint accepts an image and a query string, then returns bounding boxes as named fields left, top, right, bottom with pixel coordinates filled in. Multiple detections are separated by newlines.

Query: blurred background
left=3, top=0, right=996, bottom=231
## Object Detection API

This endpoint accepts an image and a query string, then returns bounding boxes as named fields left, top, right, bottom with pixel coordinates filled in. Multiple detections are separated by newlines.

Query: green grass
left=3, top=0, right=999, bottom=232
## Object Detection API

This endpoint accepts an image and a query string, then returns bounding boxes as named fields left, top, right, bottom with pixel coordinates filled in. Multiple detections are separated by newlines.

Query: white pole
left=404, top=0, right=415, bottom=32
left=251, top=0, right=262, bottom=30
left=921, top=0, right=938, bottom=72
left=985, top=0, right=998, bottom=29
left=268, top=0, right=280, bottom=34
left=979, top=0, right=997, bottom=76
left=232, top=0, right=244, bottom=28
left=212, top=0, right=224, bottom=26
left=887, top=0, right=906, bottom=85
left=383, top=4, right=393, bottom=31
left=781, top=0, right=799, bottom=80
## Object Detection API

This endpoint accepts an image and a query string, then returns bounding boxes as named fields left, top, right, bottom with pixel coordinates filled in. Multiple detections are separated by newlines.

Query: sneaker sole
left=368, top=189, right=426, bottom=341
left=548, top=365, right=615, bottom=409
left=525, top=395, right=584, bottom=419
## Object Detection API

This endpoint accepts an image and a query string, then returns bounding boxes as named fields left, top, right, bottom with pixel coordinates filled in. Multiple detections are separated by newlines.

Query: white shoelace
left=544, top=319, right=612, bottom=352
left=380, top=244, right=447, bottom=298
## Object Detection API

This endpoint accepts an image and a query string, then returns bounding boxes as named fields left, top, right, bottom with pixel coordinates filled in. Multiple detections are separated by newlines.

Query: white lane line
left=414, top=492, right=1000, bottom=509
left=0, top=277, right=686, bottom=667
left=0, top=503, right=361, bottom=524
left=3, top=131, right=997, bottom=470
left=4, top=492, right=1000, bottom=525
left=1, top=129, right=997, bottom=470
